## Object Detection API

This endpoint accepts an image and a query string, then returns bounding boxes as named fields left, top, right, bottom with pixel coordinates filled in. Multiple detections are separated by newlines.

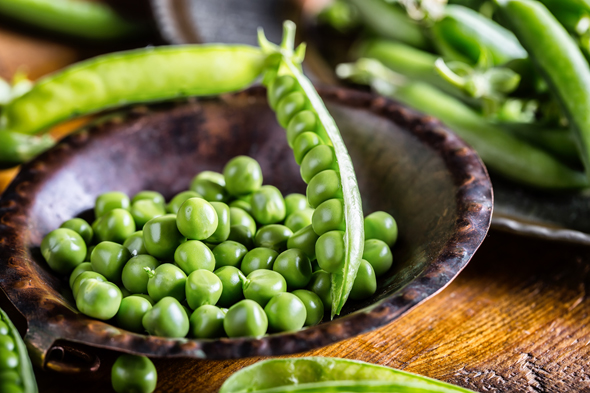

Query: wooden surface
left=2, top=10, right=590, bottom=393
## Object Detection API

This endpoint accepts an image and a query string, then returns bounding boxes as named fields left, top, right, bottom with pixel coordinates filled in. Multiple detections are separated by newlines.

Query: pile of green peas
left=40, top=155, right=398, bottom=339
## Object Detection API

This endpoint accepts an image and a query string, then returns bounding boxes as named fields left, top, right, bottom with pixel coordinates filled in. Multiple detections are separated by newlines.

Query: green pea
left=315, top=230, right=345, bottom=273
left=223, top=156, right=263, bottom=196
left=41, top=228, right=87, bottom=274
left=272, top=249, right=312, bottom=290
left=206, top=202, right=230, bottom=243
left=287, top=224, right=319, bottom=260
left=0, top=322, right=7, bottom=335
left=0, top=348, right=18, bottom=370
left=115, top=296, right=153, bottom=333
left=292, top=289, right=324, bottom=326
left=285, top=208, right=314, bottom=233
left=243, top=270, right=287, bottom=307
left=131, top=190, right=165, bottom=208
left=176, top=198, right=218, bottom=240
left=69, top=262, right=93, bottom=288
left=227, top=225, right=254, bottom=250
left=76, top=279, right=122, bottom=320
left=213, top=241, right=248, bottom=268
left=264, top=293, right=307, bottom=333
left=0, top=336, right=15, bottom=351
left=254, top=225, right=292, bottom=253
left=307, top=170, right=342, bottom=208
left=350, top=259, right=377, bottom=301
left=307, top=270, right=333, bottom=311
left=123, top=231, right=148, bottom=257
left=72, top=271, right=107, bottom=299
left=251, top=185, right=286, bottom=225
left=134, top=294, right=155, bottom=305
left=300, top=145, right=336, bottom=184
left=268, top=74, right=297, bottom=109
left=284, top=193, right=308, bottom=216
left=293, top=132, right=322, bottom=165
left=224, top=299, right=268, bottom=338
left=60, top=218, right=93, bottom=245
left=364, top=211, right=398, bottom=247
left=130, top=200, right=166, bottom=229
left=286, top=110, right=318, bottom=147
left=276, top=91, right=308, bottom=128
left=363, top=239, right=393, bottom=277
left=189, top=305, right=226, bottom=339
left=94, top=208, right=136, bottom=244
left=240, top=247, right=278, bottom=276
left=312, top=199, right=345, bottom=236
left=174, top=240, right=215, bottom=274
left=142, top=297, right=189, bottom=338
left=143, top=214, right=185, bottom=261
left=228, top=199, right=252, bottom=214
left=111, top=355, right=157, bottom=393
left=167, top=190, right=202, bottom=214
left=90, top=241, right=131, bottom=282
left=186, top=270, right=223, bottom=309
left=95, top=191, right=130, bottom=218
left=229, top=207, right=257, bottom=235
left=122, top=254, right=160, bottom=294
left=214, top=266, right=246, bottom=307
left=0, top=382, right=23, bottom=393
left=190, top=171, right=229, bottom=202
left=146, top=263, right=187, bottom=303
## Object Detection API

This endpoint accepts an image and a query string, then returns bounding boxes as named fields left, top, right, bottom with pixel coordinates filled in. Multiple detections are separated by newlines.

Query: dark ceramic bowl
left=0, top=87, right=492, bottom=372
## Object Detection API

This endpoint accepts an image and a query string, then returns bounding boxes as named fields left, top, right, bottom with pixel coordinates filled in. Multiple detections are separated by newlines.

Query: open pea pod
left=219, top=357, right=475, bottom=393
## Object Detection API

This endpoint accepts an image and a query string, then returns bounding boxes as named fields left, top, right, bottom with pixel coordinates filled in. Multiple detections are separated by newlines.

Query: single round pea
left=227, top=225, right=254, bottom=250
left=146, top=263, right=187, bottom=302
left=72, top=271, right=107, bottom=298
left=41, top=228, right=87, bottom=274
left=111, top=354, right=157, bottom=393
left=251, top=185, right=286, bottom=225
left=174, top=240, right=215, bottom=274
left=0, top=322, right=8, bottom=335
left=287, top=224, right=319, bottom=260
left=214, top=266, right=246, bottom=307
left=350, top=259, right=377, bottom=301
left=213, top=241, right=248, bottom=268
left=0, top=348, right=18, bottom=370
left=285, top=208, right=314, bottom=233
left=143, top=214, right=185, bottom=261
left=60, top=218, right=93, bottom=245
left=307, top=170, right=342, bottom=208
left=131, top=191, right=165, bottom=208
left=363, top=239, right=393, bottom=277
left=315, top=230, right=345, bottom=273
left=185, top=270, right=223, bottom=310
left=228, top=199, right=252, bottom=214
left=268, top=74, right=297, bottom=109
left=254, top=225, right=293, bottom=252
left=364, top=211, right=398, bottom=247
left=206, top=202, right=230, bottom=243
left=95, top=191, right=129, bottom=218
left=284, top=193, right=308, bottom=217
left=142, top=297, right=189, bottom=338
left=224, top=299, right=268, bottom=338
left=123, top=231, right=148, bottom=257
left=176, top=198, right=218, bottom=240
left=115, top=296, right=153, bottom=333
left=300, top=145, right=337, bottom=184
left=190, top=171, right=229, bottom=202
left=90, top=241, right=131, bottom=282
left=167, top=190, right=202, bottom=214
left=130, top=200, right=166, bottom=229
left=229, top=207, right=257, bottom=235
left=94, top=208, right=136, bottom=244
left=312, top=199, right=345, bottom=236
left=122, top=254, right=160, bottom=294
left=223, top=156, right=263, bottom=196
left=292, top=289, right=324, bottom=326
left=240, top=247, right=278, bottom=276
left=286, top=110, right=319, bottom=147
left=273, top=249, right=313, bottom=290
left=264, top=293, right=307, bottom=333
left=307, top=270, right=333, bottom=311
left=189, top=305, right=226, bottom=339
left=76, top=279, right=122, bottom=320
left=243, top=270, right=287, bottom=307
left=276, top=91, right=308, bottom=127
left=293, top=132, right=322, bottom=165
left=0, top=336, right=15, bottom=352
left=69, top=262, right=93, bottom=289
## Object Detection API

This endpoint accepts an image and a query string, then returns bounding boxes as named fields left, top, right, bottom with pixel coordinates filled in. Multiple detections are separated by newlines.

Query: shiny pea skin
left=264, top=292, right=307, bottom=333
left=143, top=214, right=185, bottom=261
left=95, top=191, right=130, bottom=218
left=0, top=348, right=18, bottom=370
left=94, top=208, right=136, bottom=243
left=312, top=199, right=345, bottom=235
left=363, top=239, right=393, bottom=277
left=189, top=305, right=226, bottom=339
left=76, top=279, right=122, bottom=320
left=213, top=241, right=248, bottom=268
left=307, top=270, right=333, bottom=311
left=287, top=224, right=319, bottom=260
left=315, top=230, right=345, bottom=273
left=90, top=241, right=131, bottom=282
left=146, top=263, right=187, bottom=302
left=284, top=193, right=308, bottom=216
left=115, top=296, right=153, bottom=333
left=286, top=110, right=319, bottom=147
left=190, top=171, right=229, bottom=202
left=41, top=228, right=87, bottom=274
left=243, top=269, right=287, bottom=307
left=174, top=240, right=215, bottom=274
left=364, top=211, right=398, bottom=247
left=131, top=190, right=165, bottom=208
left=227, top=225, right=254, bottom=250
left=0, top=322, right=7, bottom=335
left=276, top=91, right=308, bottom=128
left=214, top=266, right=246, bottom=307
left=123, top=231, right=148, bottom=256
left=251, top=185, right=286, bottom=225
left=293, top=132, right=322, bottom=165
left=292, top=289, right=324, bottom=326
left=176, top=198, right=218, bottom=240
left=72, top=271, right=107, bottom=298
left=284, top=208, right=314, bottom=233
left=130, top=200, right=166, bottom=229
left=122, top=254, right=160, bottom=294
left=60, top=218, right=93, bottom=245
left=349, top=259, right=377, bottom=301
left=268, top=74, right=297, bottom=109
left=229, top=199, right=252, bottom=214
left=273, top=249, right=313, bottom=290
left=69, top=262, right=93, bottom=288
left=224, top=299, right=268, bottom=338
left=307, top=169, right=342, bottom=208
left=254, top=224, right=292, bottom=252
left=240, top=247, right=278, bottom=276
left=300, top=145, right=337, bottom=183
left=111, top=354, right=157, bottom=393
left=0, top=336, right=15, bottom=351
left=185, top=270, right=223, bottom=309
left=229, top=207, right=257, bottom=235
left=142, top=297, right=189, bottom=338
left=223, top=156, right=263, bottom=197
left=206, top=202, right=230, bottom=243
left=167, top=190, right=202, bottom=214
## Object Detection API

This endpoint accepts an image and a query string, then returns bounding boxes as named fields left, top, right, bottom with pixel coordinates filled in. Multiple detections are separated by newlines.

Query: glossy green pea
left=363, top=239, right=393, bottom=277
left=95, top=191, right=130, bottom=218
left=185, top=270, right=223, bottom=309
left=94, top=208, right=136, bottom=244
left=284, top=193, right=308, bottom=216
left=307, top=170, right=342, bottom=208
left=206, top=202, right=230, bottom=243
left=350, top=259, right=377, bottom=301
left=130, top=200, right=166, bottom=229
left=284, top=208, right=314, bottom=233
left=189, top=305, right=226, bottom=339
left=115, top=296, right=153, bottom=333
left=286, top=110, right=319, bottom=147
left=167, top=190, right=202, bottom=214
left=174, top=240, right=215, bottom=274
left=131, top=191, right=165, bottom=208
left=254, top=224, right=293, bottom=252
left=315, top=230, right=345, bottom=273
left=142, top=297, right=189, bottom=338
left=364, top=211, right=398, bottom=247
left=123, top=231, right=148, bottom=257
left=0, top=336, right=15, bottom=351
left=268, top=74, right=297, bottom=109
left=251, top=185, right=286, bottom=225
left=227, top=225, right=254, bottom=250
left=111, top=354, right=157, bottom=393
left=0, top=348, right=18, bottom=370
left=292, top=289, right=324, bottom=326
left=41, top=228, right=87, bottom=274
left=287, top=224, right=319, bottom=260
left=76, top=279, right=122, bottom=320
left=190, top=171, right=229, bottom=202
left=293, top=132, right=322, bottom=165
left=90, top=241, right=131, bottom=282
left=229, top=207, right=257, bottom=235
left=72, top=271, right=107, bottom=298
left=276, top=91, right=308, bottom=128
left=134, top=294, right=155, bottom=305
left=176, top=198, right=218, bottom=240
left=243, top=270, right=287, bottom=307
left=273, top=249, right=313, bottom=290
left=146, top=263, right=187, bottom=303
left=214, top=266, right=246, bottom=307
left=300, top=145, right=337, bottom=183
left=228, top=199, right=252, bottom=214
left=240, top=247, right=278, bottom=276
left=122, top=254, right=160, bottom=294
left=60, top=218, right=93, bottom=245
left=223, top=299, right=268, bottom=338
left=213, top=241, right=248, bottom=268
left=312, top=199, right=345, bottom=235
left=69, top=262, right=93, bottom=288
left=223, top=156, right=263, bottom=196
left=0, top=321, right=8, bottom=335
left=143, top=214, right=185, bottom=260
left=264, top=292, right=307, bottom=333
left=307, top=270, right=333, bottom=311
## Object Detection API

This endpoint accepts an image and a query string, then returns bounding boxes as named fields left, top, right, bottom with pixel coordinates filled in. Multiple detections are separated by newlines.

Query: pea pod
left=0, top=131, right=54, bottom=169
left=260, top=21, right=365, bottom=317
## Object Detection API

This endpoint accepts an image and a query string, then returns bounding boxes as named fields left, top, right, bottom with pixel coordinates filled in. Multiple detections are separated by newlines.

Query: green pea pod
left=2, top=45, right=267, bottom=136
left=0, top=307, right=38, bottom=393
left=260, top=22, right=365, bottom=317
left=496, top=0, right=590, bottom=181
left=0, top=130, right=54, bottom=169
left=537, top=0, right=590, bottom=32
left=219, top=357, right=475, bottom=393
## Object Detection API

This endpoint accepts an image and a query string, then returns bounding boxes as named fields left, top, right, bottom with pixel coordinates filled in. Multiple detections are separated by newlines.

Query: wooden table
left=2, top=15, right=589, bottom=393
